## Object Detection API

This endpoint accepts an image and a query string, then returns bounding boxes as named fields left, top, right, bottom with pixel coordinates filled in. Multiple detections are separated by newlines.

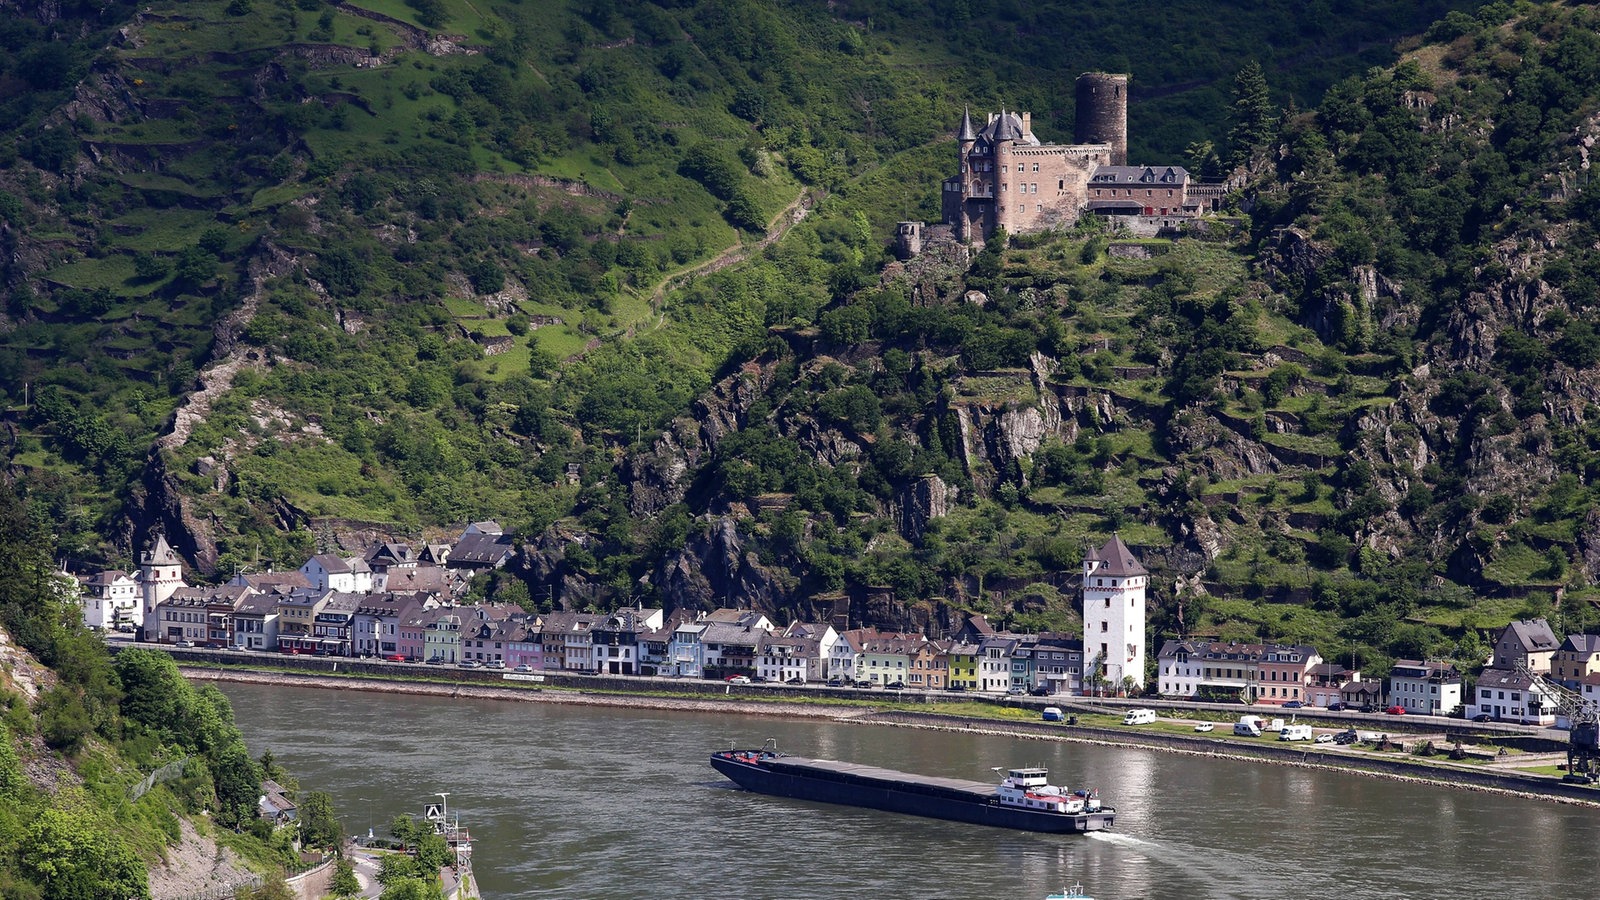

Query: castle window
left=1001, top=165, right=1007, bottom=173
left=1032, top=163, right=1039, bottom=172
left=1059, top=180, right=1064, bottom=190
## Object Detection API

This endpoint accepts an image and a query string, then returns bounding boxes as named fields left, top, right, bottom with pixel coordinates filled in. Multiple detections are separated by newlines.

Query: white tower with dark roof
left=1082, top=534, right=1148, bottom=692
left=139, top=535, right=187, bottom=638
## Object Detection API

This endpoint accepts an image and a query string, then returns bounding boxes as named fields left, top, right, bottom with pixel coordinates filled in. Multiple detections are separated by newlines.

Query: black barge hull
left=710, top=752, right=1114, bottom=834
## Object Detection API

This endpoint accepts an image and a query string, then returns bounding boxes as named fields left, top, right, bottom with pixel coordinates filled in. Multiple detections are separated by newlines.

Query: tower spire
left=958, top=105, right=976, bottom=142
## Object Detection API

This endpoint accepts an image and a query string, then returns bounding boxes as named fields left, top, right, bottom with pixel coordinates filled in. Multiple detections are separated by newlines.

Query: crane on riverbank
left=1512, top=662, right=1600, bottom=782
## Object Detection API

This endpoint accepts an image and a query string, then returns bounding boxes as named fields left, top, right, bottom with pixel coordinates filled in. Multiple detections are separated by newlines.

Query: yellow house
left=946, top=641, right=980, bottom=689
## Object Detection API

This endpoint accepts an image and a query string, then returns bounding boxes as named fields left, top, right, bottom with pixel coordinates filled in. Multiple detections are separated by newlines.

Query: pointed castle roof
left=1090, top=534, right=1146, bottom=577
left=957, top=106, right=976, bottom=142
left=143, top=534, right=181, bottom=567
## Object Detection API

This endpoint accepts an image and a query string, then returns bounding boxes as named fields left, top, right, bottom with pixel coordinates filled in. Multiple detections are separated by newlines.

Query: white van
left=1122, top=708, right=1157, bottom=726
left=1234, top=715, right=1264, bottom=737
left=1279, top=724, right=1313, bottom=742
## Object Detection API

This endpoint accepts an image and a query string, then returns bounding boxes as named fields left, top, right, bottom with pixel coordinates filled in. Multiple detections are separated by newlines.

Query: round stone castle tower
left=1074, top=72, right=1128, bottom=167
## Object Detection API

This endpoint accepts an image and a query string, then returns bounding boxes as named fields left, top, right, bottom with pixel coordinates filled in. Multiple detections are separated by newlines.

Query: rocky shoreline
left=184, top=666, right=1600, bottom=810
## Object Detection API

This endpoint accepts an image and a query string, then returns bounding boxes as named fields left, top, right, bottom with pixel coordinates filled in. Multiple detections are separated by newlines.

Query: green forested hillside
left=14, top=0, right=1600, bottom=682
left=0, top=483, right=321, bottom=899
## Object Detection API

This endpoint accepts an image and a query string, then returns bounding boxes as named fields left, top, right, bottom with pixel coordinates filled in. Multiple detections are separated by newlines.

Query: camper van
left=1234, top=715, right=1265, bottom=737
left=1279, top=724, right=1313, bottom=742
left=1122, top=708, right=1157, bottom=726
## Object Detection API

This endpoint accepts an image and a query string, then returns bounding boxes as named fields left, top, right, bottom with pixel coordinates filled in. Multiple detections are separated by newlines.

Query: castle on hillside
left=896, top=73, right=1226, bottom=256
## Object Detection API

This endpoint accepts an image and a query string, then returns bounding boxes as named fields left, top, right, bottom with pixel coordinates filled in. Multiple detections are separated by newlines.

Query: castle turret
left=139, top=534, right=187, bottom=641
left=1075, top=73, right=1128, bottom=166
left=1082, top=534, right=1147, bottom=693
left=958, top=106, right=976, bottom=146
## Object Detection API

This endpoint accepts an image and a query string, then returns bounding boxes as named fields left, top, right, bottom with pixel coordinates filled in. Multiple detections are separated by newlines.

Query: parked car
left=726, top=675, right=751, bottom=684
left=1333, top=729, right=1359, bottom=745
left=425, top=656, right=445, bottom=665
left=457, top=660, right=482, bottom=669
left=173, top=640, right=194, bottom=648
left=946, top=684, right=967, bottom=693
left=825, top=678, right=844, bottom=687
left=513, top=664, right=535, bottom=673
left=785, top=676, right=804, bottom=685
left=1193, top=722, right=1215, bottom=733
left=1006, top=686, right=1026, bottom=696
left=1030, top=685, right=1051, bottom=696
left=384, top=654, right=407, bottom=662
left=1471, top=712, right=1493, bottom=723
left=1385, top=705, right=1407, bottom=715
left=1314, top=733, right=1335, bottom=744
left=1283, top=700, right=1303, bottom=709
left=885, top=680, right=905, bottom=690
left=853, top=679, right=872, bottom=689
left=1325, top=702, right=1346, bottom=711
left=486, top=660, right=505, bottom=669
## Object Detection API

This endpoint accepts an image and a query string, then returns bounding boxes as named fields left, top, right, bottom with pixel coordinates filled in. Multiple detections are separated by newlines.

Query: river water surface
left=220, top=682, right=1600, bottom=899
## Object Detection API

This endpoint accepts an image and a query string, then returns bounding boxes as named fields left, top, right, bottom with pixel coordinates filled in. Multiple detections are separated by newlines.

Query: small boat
left=710, top=740, right=1114, bottom=833
left=1046, top=883, right=1093, bottom=900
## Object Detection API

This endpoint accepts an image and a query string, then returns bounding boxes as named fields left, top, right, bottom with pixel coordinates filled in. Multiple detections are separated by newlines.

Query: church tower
left=1082, top=534, right=1147, bottom=694
left=139, top=535, right=187, bottom=639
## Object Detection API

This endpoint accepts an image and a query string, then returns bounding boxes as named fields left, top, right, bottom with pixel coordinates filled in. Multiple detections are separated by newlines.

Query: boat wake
left=1085, top=830, right=1291, bottom=898
left=1084, top=831, right=1152, bottom=848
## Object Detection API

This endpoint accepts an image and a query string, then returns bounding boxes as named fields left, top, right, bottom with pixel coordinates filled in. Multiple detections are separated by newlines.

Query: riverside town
left=78, top=530, right=1600, bottom=729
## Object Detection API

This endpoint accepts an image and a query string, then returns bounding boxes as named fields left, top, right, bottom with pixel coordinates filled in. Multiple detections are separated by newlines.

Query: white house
left=829, top=630, right=863, bottom=683
left=1473, top=667, right=1560, bottom=724
left=80, top=569, right=140, bottom=630
left=1083, top=534, right=1148, bottom=691
left=669, top=621, right=707, bottom=678
left=978, top=636, right=1015, bottom=693
left=299, top=554, right=374, bottom=593
left=756, top=632, right=819, bottom=684
left=1388, top=659, right=1462, bottom=716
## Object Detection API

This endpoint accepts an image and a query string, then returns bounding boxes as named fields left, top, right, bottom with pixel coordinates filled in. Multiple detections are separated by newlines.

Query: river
left=219, top=682, right=1600, bottom=899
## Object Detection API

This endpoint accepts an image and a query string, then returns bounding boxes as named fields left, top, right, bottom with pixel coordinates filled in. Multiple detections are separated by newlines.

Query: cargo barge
left=710, top=742, right=1114, bottom=833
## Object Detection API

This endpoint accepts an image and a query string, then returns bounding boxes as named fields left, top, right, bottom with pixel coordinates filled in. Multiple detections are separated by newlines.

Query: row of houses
left=128, top=580, right=1100, bottom=692
left=1156, top=618, right=1600, bottom=724
left=77, top=525, right=515, bottom=634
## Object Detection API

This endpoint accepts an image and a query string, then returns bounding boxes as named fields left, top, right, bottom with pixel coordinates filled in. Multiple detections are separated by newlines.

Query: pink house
left=1254, top=644, right=1321, bottom=705
left=502, top=619, right=543, bottom=669
left=397, top=607, right=431, bottom=661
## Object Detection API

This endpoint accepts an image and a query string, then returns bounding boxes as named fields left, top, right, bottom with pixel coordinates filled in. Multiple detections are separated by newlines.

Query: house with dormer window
left=80, top=569, right=140, bottom=630
left=1551, top=634, right=1600, bottom=689
left=945, top=641, right=980, bottom=690
left=1491, top=618, right=1560, bottom=672
left=1472, top=666, right=1558, bottom=724
left=1256, top=645, right=1321, bottom=705
left=1388, top=659, right=1462, bottom=716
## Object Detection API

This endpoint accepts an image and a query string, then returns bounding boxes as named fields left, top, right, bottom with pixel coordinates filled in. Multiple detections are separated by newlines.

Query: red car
left=384, top=654, right=407, bottom=662
left=1385, top=705, right=1407, bottom=715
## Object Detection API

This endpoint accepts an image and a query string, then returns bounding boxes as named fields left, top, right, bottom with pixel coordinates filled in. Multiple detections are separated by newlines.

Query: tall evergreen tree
left=1229, top=60, right=1276, bottom=167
